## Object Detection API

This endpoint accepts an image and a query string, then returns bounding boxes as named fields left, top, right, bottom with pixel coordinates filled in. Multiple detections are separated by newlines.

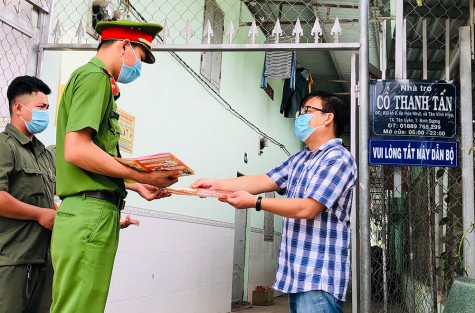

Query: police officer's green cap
left=95, top=20, right=163, bottom=64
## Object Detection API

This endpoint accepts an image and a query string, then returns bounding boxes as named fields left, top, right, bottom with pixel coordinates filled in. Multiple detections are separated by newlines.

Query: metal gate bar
left=459, top=26, right=475, bottom=278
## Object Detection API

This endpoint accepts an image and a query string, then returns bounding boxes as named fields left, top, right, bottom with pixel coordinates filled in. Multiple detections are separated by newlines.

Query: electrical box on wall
left=86, top=0, right=116, bottom=39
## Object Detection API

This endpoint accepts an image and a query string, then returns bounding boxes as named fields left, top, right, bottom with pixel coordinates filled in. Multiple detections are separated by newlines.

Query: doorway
left=231, top=172, right=248, bottom=306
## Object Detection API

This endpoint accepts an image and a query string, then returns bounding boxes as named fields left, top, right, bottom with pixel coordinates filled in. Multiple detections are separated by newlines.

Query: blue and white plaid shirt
left=267, top=138, right=357, bottom=301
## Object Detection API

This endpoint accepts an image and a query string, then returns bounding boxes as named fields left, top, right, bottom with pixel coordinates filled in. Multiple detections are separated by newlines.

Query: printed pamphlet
left=165, top=187, right=232, bottom=198
left=115, top=152, right=194, bottom=176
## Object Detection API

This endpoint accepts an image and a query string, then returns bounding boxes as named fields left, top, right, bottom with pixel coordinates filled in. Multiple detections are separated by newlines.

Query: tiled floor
left=240, top=295, right=288, bottom=313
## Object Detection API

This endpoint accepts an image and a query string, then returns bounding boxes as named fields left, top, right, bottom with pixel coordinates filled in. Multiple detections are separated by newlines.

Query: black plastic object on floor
left=231, top=300, right=253, bottom=312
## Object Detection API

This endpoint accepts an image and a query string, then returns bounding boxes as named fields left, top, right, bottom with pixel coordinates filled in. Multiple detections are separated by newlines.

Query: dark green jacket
left=0, top=124, right=55, bottom=265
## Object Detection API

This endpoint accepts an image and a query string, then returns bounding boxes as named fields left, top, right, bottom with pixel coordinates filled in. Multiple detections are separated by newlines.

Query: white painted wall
left=106, top=212, right=234, bottom=313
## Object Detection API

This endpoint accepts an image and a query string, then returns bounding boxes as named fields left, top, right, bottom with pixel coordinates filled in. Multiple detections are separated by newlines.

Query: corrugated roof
left=245, top=0, right=471, bottom=99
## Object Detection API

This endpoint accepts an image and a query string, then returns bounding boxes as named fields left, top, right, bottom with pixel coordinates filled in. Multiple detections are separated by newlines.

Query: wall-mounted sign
left=369, top=139, right=458, bottom=167
left=117, top=108, right=135, bottom=154
left=369, top=80, right=459, bottom=167
left=370, top=80, right=458, bottom=140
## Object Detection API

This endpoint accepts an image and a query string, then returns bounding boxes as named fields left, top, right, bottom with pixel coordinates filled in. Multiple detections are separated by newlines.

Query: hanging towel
left=264, top=36, right=294, bottom=78
left=261, top=36, right=297, bottom=90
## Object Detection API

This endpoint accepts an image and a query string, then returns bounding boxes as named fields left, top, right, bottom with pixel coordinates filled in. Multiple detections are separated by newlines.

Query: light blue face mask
left=117, top=45, right=142, bottom=84
left=294, top=113, right=326, bottom=142
left=20, top=105, right=49, bottom=134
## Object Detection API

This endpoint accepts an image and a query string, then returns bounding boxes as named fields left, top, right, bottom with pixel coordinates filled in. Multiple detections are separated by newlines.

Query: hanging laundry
left=307, top=72, right=314, bottom=93
left=263, top=36, right=294, bottom=78
left=298, top=68, right=314, bottom=93
left=280, top=67, right=311, bottom=118
left=261, top=36, right=297, bottom=90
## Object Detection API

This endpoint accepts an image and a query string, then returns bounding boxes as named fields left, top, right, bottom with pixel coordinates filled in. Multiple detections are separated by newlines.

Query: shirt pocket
left=105, top=116, right=121, bottom=156
left=17, top=167, right=45, bottom=204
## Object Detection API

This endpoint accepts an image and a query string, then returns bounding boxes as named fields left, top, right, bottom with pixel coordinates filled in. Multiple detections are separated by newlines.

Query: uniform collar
left=5, top=123, right=45, bottom=150
left=89, top=56, right=105, bottom=68
left=304, top=138, right=342, bottom=154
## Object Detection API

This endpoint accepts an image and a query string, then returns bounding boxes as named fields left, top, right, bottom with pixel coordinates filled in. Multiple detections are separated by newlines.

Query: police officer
left=0, top=75, right=56, bottom=312
left=51, top=20, right=181, bottom=313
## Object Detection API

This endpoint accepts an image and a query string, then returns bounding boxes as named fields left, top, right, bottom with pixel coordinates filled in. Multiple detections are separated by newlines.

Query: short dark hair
left=7, top=75, right=51, bottom=114
left=97, top=39, right=140, bottom=51
left=301, top=91, right=349, bottom=137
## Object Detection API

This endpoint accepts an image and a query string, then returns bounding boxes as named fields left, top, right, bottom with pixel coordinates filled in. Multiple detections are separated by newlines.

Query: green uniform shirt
left=56, top=57, right=126, bottom=198
left=0, top=124, right=55, bottom=265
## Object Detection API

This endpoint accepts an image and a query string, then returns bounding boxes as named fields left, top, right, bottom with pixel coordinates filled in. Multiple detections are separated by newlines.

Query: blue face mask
left=20, top=105, right=49, bottom=134
left=117, top=45, right=142, bottom=84
left=294, top=113, right=326, bottom=142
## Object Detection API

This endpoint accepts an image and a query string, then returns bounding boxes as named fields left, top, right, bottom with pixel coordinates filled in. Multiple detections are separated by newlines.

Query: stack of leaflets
left=115, top=152, right=194, bottom=176
left=165, top=187, right=232, bottom=198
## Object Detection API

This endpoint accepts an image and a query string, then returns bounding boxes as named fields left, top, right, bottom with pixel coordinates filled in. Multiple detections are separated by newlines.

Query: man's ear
left=12, top=102, right=22, bottom=115
left=122, top=39, right=130, bottom=48
left=117, top=39, right=130, bottom=55
left=325, top=112, right=334, bottom=125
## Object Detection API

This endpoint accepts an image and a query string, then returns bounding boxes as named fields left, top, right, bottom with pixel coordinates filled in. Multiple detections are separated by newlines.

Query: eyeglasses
left=298, top=105, right=327, bottom=116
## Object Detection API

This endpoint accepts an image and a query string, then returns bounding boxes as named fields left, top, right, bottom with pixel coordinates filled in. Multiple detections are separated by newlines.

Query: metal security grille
left=46, top=0, right=390, bottom=102
left=391, top=1, right=467, bottom=81
left=50, top=0, right=384, bottom=45
left=0, top=4, right=32, bottom=131
left=0, top=22, right=27, bottom=129
left=0, top=0, right=51, bottom=131
left=45, top=0, right=370, bottom=158
left=369, top=1, right=473, bottom=312
left=369, top=165, right=466, bottom=312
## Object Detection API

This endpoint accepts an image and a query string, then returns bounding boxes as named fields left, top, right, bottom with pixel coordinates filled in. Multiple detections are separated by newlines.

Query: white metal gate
left=0, top=0, right=51, bottom=131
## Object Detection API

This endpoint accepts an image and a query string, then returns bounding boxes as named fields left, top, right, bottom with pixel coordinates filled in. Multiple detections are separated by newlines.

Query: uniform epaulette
left=102, top=68, right=120, bottom=100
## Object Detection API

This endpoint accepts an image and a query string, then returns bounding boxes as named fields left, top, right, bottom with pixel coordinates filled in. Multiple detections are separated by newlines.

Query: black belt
left=83, top=191, right=125, bottom=211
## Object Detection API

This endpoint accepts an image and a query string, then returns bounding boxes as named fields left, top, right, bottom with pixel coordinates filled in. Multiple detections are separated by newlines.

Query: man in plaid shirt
left=192, top=91, right=357, bottom=313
